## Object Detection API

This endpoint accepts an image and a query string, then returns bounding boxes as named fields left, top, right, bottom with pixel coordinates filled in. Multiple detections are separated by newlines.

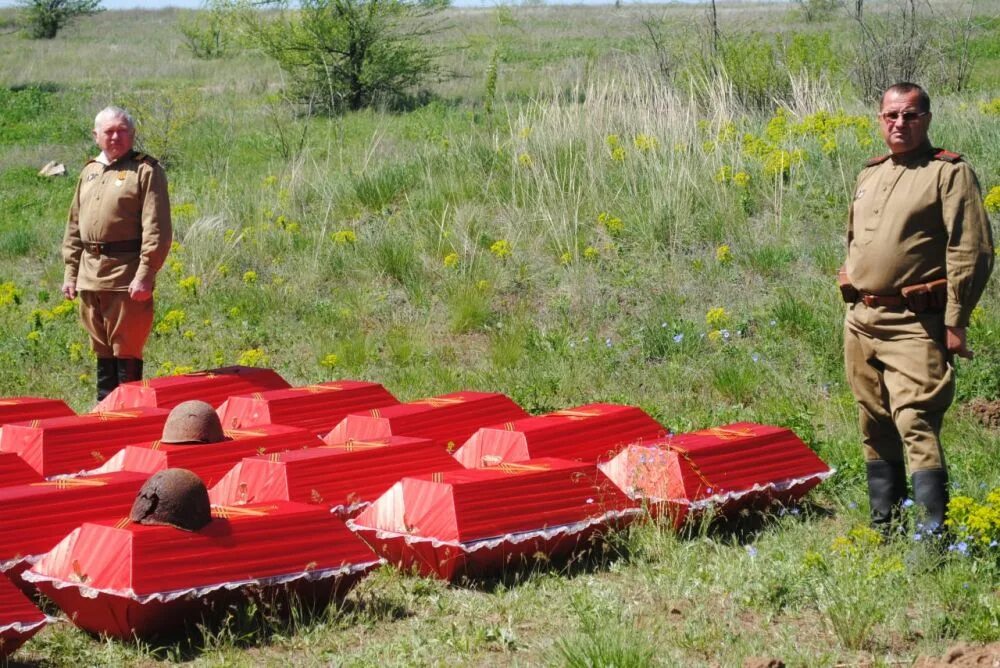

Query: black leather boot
left=96, top=358, right=119, bottom=402
left=912, top=468, right=950, bottom=535
left=866, top=459, right=907, bottom=536
left=117, top=358, right=144, bottom=385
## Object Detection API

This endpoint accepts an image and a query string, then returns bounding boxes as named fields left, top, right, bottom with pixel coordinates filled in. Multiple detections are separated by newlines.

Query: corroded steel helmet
left=161, top=400, right=225, bottom=444
left=130, top=468, right=211, bottom=532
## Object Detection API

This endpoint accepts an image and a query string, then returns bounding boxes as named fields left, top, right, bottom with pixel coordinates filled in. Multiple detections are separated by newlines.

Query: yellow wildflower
left=984, top=186, right=1000, bottom=214
left=732, top=171, right=751, bottom=187
left=172, top=203, right=196, bottom=220
left=583, top=246, right=599, bottom=261
left=262, top=175, right=278, bottom=187
left=182, top=330, right=195, bottom=340
left=0, top=282, right=22, bottom=308
left=51, top=300, right=75, bottom=318
left=490, top=239, right=512, bottom=259
left=716, top=245, right=732, bottom=265
left=228, top=306, right=242, bottom=318
left=559, top=251, right=572, bottom=266
left=705, top=307, right=729, bottom=329
left=243, top=270, right=258, bottom=284
left=320, top=353, right=339, bottom=368
left=179, top=275, right=200, bottom=296
left=217, top=264, right=229, bottom=277
left=224, top=229, right=237, bottom=243
left=168, top=258, right=184, bottom=276
left=332, top=230, right=357, bottom=245
left=237, top=348, right=269, bottom=367
left=171, top=240, right=184, bottom=253
left=476, top=279, right=490, bottom=291
left=707, top=329, right=722, bottom=342
left=443, top=252, right=459, bottom=268
left=154, top=309, right=186, bottom=335
left=597, top=212, right=624, bottom=235
left=610, top=146, right=626, bottom=163
left=606, top=134, right=620, bottom=149
left=518, top=126, right=532, bottom=139
left=633, top=134, right=659, bottom=152
left=715, top=166, right=732, bottom=184
left=978, top=98, right=1000, bottom=116
left=26, top=330, right=41, bottom=343
left=173, top=365, right=194, bottom=375
left=971, top=305, right=986, bottom=327
left=68, top=342, right=83, bottom=362
left=518, top=152, right=533, bottom=168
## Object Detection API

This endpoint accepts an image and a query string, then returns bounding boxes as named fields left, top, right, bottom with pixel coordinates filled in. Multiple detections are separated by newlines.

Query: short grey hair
left=94, top=106, right=135, bottom=131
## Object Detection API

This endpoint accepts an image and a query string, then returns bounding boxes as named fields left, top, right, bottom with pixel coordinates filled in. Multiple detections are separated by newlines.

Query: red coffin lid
left=0, top=453, right=43, bottom=488
left=0, top=408, right=170, bottom=477
left=0, top=471, right=149, bottom=569
left=599, top=422, right=832, bottom=504
left=27, top=501, right=378, bottom=600
left=454, top=403, right=666, bottom=468
left=0, top=398, right=75, bottom=426
left=351, top=458, right=635, bottom=544
left=93, top=366, right=291, bottom=412
left=217, top=380, right=399, bottom=434
left=0, top=570, right=47, bottom=634
left=92, top=424, right=323, bottom=488
left=209, top=435, right=462, bottom=512
left=324, top=391, right=528, bottom=452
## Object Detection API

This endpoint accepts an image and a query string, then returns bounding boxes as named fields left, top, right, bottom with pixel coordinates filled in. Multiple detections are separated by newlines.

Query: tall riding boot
left=912, top=468, right=950, bottom=535
left=866, top=459, right=908, bottom=536
left=96, top=358, right=119, bottom=402
left=116, top=358, right=144, bottom=385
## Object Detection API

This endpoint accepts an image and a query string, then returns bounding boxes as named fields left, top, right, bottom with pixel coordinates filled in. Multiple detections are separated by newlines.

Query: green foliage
left=178, top=1, right=235, bottom=59
left=16, top=0, right=102, bottom=39
left=238, top=0, right=446, bottom=114
left=719, top=34, right=791, bottom=109
left=118, top=87, right=203, bottom=166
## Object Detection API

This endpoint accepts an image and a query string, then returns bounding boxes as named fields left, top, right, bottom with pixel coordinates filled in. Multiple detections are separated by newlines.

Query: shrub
left=17, top=0, right=102, bottom=39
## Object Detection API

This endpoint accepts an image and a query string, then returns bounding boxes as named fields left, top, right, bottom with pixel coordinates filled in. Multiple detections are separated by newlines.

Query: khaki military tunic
left=843, top=144, right=994, bottom=471
left=62, top=151, right=172, bottom=358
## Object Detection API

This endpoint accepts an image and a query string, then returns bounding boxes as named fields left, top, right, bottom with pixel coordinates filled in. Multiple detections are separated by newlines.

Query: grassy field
left=1, top=1, right=1000, bottom=665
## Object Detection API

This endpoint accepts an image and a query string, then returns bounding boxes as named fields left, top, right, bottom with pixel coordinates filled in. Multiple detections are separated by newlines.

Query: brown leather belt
left=859, top=293, right=904, bottom=308
left=82, top=239, right=141, bottom=255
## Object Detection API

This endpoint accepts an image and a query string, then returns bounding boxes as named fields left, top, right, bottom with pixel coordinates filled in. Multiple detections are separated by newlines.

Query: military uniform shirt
left=845, top=144, right=994, bottom=327
left=62, top=150, right=172, bottom=291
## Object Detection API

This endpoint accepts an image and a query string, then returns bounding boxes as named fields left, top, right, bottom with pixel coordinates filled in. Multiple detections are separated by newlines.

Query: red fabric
left=0, top=453, right=42, bottom=489
left=0, top=571, right=47, bottom=658
left=93, top=424, right=323, bottom=489
left=28, top=502, right=379, bottom=638
left=0, top=397, right=75, bottom=425
left=599, top=422, right=832, bottom=527
left=93, top=366, right=290, bottom=412
left=0, top=471, right=148, bottom=571
left=217, top=380, right=399, bottom=435
left=0, top=408, right=170, bottom=477
left=453, top=403, right=665, bottom=467
left=349, top=458, right=636, bottom=580
left=209, top=435, right=461, bottom=514
left=323, top=391, right=528, bottom=452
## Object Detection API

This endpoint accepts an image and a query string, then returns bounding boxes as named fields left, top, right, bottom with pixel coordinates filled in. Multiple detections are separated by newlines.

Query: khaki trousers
left=844, top=302, right=954, bottom=473
left=78, top=290, right=154, bottom=359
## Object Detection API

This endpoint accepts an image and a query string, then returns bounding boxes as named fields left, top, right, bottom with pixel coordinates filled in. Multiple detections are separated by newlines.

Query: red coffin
left=324, top=391, right=528, bottom=453
left=347, top=458, right=638, bottom=581
left=0, top=408, right=170, bottom=477
left=598, top=422, right=833, bottom=528
left=453, top=403, right=666, bottom=468
left=90, top=425, right=323, bottom=489
left=94, top=366, right=290, bottom=412
left=209, top=435, right=462, bottom=516
left=217, top=380, right=399, bottom=435
left=0, top=453, right=43, bottom=489
left=25, top=502, right=381, bottom=640
left=0, top=472, right=149, bottom=582
left=0, top=399, right=76, bottom=487
left=0, top=571, right=50, bottom=659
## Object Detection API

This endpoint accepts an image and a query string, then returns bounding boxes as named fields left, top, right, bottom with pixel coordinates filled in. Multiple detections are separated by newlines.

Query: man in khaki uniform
left=843, top=82, right=994, bottom=535
left=61, top=107, right=171, bottom=401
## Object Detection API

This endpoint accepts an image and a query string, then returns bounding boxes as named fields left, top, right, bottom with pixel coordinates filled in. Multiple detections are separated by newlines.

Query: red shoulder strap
left=864, top=154, right=891, bottom=167
left=932, top=148, right=962, bottom=163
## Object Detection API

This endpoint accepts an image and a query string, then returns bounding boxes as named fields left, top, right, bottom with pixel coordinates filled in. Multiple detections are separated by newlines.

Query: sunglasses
left=879, top=110, right=928, bottom=123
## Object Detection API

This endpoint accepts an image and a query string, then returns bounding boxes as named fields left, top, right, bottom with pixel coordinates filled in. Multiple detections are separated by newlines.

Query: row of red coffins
left=0, top=571, right=50, bottom=659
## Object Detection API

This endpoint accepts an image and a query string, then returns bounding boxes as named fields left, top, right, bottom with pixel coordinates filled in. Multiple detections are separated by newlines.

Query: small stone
left=38, top=161, right=67, bottom=177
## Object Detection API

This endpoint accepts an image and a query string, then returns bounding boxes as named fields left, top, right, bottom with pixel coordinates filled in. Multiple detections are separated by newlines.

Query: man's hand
left=946, top=326, right=973, bottom=360
left=128, top=277, right=153, bottom=302
left=61, top=281, right=77, bottom=300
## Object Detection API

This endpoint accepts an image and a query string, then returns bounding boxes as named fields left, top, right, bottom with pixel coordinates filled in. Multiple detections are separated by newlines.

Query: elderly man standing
left=61, top=107, right=172, bottom=401
left=841, top=82, right=994, bottom=536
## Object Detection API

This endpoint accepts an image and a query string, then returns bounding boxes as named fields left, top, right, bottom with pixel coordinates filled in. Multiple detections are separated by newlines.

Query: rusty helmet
left=129, top=468, right=211, bottom=532
left=161, top=400, right=225, bottom=444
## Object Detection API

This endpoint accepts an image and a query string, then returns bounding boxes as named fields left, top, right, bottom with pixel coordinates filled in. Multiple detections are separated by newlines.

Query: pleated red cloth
left=26, top=502, right=380, bottom=639
left=323, top=391, right=528, bottom=452
left=217, top=380, right=399, bottom=435
left=453, top=403, right=666, bottom=468
left=0, top=571, right=49, bottom=659
left=90, top=424, right=323, bottom=489
left=348, top=457, right=638, bottom=581
left=0, top=408, right=169, bottom=477
left=0, top=453, right=43, bottom=489
left=599, top=422, right=832, bottom=528
left=0, top=397, right=75, bottom=426
left=94, top=366, right=290, bottom=412
left=209, top=435, right=462, bottom=515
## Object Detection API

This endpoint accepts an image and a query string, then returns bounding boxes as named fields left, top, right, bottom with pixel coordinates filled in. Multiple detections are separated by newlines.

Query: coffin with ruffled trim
left=453, top=403, right=666, bottom=468
left=323, top=391, right=528, bottom=453
left=0, top=571, right=51, bottom=658
left=24, top=502, right=381, bottom=639
left=0, top=472, right=150, bottom=587
left=0, top=408, right=170, bottom=478
left=347, top=458, right=638, bottom=581
left=94, top=366, right=290, bottom=412
left=217, top=380, right=399, bottom=435
left=598, top=422, right=833, bottom=528
left=88, top=424, right=323, bottom=488
left=209, top=435, right=462, bottom=516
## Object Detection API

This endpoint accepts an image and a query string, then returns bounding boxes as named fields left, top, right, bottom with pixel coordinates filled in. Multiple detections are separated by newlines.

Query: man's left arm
left=130, top=161, right=172, bottom=301
left=941, top=161, right=995, bottom=355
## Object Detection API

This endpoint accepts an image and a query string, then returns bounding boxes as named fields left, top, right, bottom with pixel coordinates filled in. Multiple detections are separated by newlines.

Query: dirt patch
left=743, top=659, right=784, bottom=668
left=966, top=399, right=1000, bottom=430
left=914, top=642, right=1000, bottom=667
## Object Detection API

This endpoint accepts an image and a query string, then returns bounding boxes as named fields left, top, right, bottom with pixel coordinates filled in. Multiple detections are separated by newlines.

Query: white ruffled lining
left=21, top=560, right=381, bottom=604
left=346, top=508, right=641, bottom=552
left=619, top=470, right=835, bottom=510
left=0, top=554, right=39, bottom=573
left=0, top=616, right=58, bottom=635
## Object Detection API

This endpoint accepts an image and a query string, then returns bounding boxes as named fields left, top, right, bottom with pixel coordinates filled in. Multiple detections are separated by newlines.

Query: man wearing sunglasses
left=840, top=82, right=994, bottom=537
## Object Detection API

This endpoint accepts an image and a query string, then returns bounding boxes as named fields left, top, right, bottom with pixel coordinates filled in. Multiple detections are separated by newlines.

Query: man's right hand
left=61, top=281, right=77, bottom=300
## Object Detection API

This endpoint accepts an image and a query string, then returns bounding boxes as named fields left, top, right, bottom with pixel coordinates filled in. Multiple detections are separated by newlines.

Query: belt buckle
left=862, top=294, right=878, bottom=307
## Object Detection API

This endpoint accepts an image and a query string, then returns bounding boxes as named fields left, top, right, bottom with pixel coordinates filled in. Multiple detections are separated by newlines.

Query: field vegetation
left=1, top=0, right=999, bottom=665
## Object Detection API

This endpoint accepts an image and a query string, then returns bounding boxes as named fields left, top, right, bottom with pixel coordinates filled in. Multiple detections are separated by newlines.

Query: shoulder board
left=864, top=154, right=891, bottom=167
left=932, top=148, right=962, bottom=163
left=133, top=153, right=159, bottom=166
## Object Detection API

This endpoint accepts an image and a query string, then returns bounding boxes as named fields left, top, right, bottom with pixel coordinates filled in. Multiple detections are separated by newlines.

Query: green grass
left=0, top=1, right=999, bottom=665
